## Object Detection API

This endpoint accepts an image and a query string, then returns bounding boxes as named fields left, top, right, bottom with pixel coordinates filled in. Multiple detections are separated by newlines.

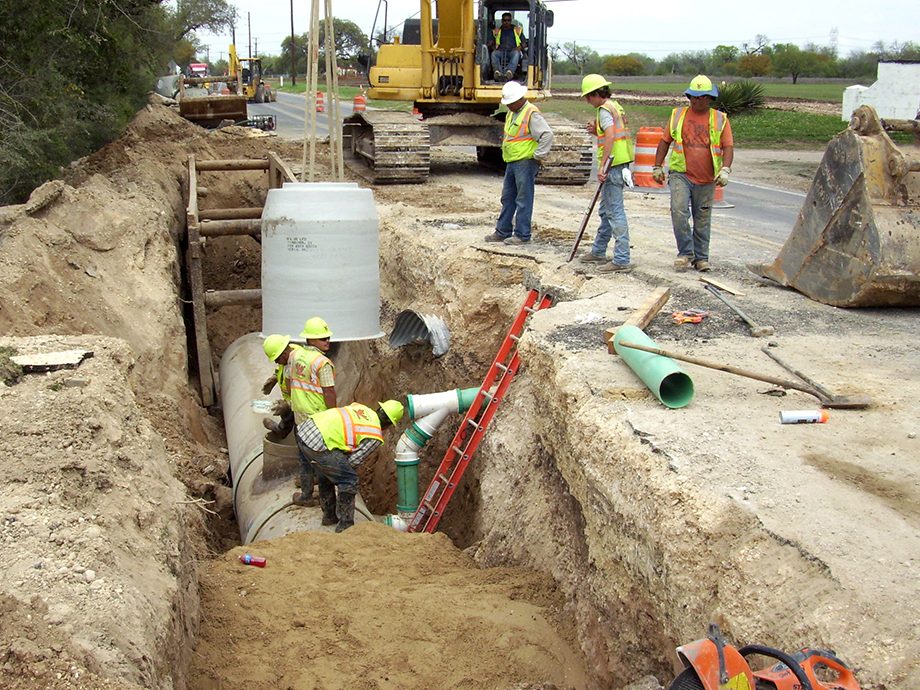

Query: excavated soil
left=1, top=103, right=918, bottom=690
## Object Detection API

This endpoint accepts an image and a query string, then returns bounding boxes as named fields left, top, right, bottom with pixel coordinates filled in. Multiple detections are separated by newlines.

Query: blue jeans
left=495, top=158, right=538, bottom=241
left=296, top=441, right=359, bottom=497
left=491, top=50, right=521, bottom=74
left=669, top=172, right=715, bottom=263
left=591, top=162, right=630, bottom=265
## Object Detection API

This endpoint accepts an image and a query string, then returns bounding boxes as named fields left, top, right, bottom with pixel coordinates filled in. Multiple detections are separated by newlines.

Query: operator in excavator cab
left=489, top=12, right=526, bottom=82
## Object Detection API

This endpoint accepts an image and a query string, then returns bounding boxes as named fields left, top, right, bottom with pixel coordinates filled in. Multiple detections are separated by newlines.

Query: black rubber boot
left=334, top=492, right=356, bottom=533
left=318, top=483, right=338, bottom=526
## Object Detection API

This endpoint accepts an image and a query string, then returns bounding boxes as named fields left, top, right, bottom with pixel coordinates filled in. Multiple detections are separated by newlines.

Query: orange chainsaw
left=668, top=624, right=861, bottom=690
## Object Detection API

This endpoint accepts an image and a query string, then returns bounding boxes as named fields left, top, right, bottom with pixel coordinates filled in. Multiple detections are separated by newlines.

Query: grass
left=549, top=79, right=859, bottom=102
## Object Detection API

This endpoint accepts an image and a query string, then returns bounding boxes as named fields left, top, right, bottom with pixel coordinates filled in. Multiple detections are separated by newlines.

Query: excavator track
left=537, top=113, right=593, bottom=185
left=343, top=111, right=430, bottom=184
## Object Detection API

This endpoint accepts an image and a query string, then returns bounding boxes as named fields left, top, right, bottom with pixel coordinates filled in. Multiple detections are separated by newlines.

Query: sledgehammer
left=704, top=284, right=774, bottom=337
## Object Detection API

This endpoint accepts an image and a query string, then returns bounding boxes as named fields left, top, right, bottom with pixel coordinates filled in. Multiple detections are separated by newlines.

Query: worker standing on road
left=578, top=74, right=635, bottom=274
left=652, top=75, right=734, bottom=273
left=295, top=400, right=404, bottom=532
left=484, top=81, right=554, bottom=246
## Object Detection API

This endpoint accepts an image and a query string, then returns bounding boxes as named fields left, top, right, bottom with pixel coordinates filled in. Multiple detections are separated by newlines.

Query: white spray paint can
left=779, top=410, right=829, bottom=424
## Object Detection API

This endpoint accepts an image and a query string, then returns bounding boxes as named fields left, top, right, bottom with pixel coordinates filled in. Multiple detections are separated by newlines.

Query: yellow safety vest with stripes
left=595, top=100, right=634, bottom=167
left=274, top=344, right=304, bottom=401
left=502, top=101, right=540, bottom=163
left=493, top=25, right=523, bottom=48
left=666, top=107, right=727, bottom=175
left=312, top=403, right=384, bottom=452
left=290, top=348, right=335, bottom=420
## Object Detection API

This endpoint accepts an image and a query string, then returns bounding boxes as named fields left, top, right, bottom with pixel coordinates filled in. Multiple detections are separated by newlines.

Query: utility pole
left=255, top=38, right=258, bottom=56
left=290, top=0, right=297, bottom=85
left=248, top=12, right=252, bottom=58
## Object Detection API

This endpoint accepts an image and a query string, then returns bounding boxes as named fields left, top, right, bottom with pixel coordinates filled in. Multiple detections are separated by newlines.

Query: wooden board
left=605, top=287, right=671, bottom=353
left=12, top=350, right=92, bottom=372
left=699, top=276, right=745, bottom=296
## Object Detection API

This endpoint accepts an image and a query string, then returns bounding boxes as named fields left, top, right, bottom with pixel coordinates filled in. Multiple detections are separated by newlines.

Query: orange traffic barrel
left=353, top=93, right=366, bottom=112
left=634, top=127, right=665, bottom=188
left=316, top=91, right=325, bottom=113
left=712, top=183, right=734, bottom=208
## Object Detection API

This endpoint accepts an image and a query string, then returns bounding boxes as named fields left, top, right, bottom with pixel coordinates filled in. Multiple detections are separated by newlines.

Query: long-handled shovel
left=567, top=158, right=613, bottom=262
left=617, top=341, right=871, bottom=409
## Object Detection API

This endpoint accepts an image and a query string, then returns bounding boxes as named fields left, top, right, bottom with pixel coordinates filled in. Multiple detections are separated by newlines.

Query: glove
left=261, top=375, right=277, bottom=395
left=270, top=399, right=291, bottom=416
left=622, top=168, right=634, bottom=187
left=716, top=165, right=731, bottom=187
left=652, top=165, right=666, bottom=184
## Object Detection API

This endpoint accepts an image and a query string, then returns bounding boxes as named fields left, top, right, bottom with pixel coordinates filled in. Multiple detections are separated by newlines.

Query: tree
left=603, top=56, right=645, bottom=76
left=316, top=18, right=370, bottom=68
left=772, top=44, right=824, bottom=83
left=170, top=0, right=236, bottom=44
left=556, top=42, right=599, bottom=75
left=738, top=53, right=772, bottom=77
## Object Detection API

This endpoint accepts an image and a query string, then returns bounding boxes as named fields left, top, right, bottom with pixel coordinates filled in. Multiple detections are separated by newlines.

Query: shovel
left=760, top=347, right=872, bottom=409
left=616, top=341, right=871, bottom=409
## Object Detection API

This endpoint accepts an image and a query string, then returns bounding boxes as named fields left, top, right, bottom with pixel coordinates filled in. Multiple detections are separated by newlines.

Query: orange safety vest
left=666, top=107, right=727, bottom=175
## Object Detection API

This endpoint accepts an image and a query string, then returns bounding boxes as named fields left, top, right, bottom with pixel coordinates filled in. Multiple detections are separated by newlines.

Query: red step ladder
left=407, top=289, right=553, bottom=533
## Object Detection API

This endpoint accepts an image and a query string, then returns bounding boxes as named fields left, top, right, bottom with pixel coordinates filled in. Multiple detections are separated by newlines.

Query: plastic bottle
left=779, top=410, right=829, bottom=424
left=239, top=554, right=267, bottom=567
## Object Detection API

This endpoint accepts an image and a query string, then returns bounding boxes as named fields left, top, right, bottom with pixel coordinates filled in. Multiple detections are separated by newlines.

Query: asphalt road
left=247, top=91, right=356, bottom=139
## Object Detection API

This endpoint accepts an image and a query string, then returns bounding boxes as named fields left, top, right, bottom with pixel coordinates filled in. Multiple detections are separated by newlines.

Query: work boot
left=335, top=493, right=356, bottom=533
left=694, top=260, right=712, bottom=272
left=484, top=232, right=507, bottom=242
left=503, top=236, right=529, bottom=245
left=493, top=69, right=502, bottom=81
left=319, top=486, right=338, bottom=526
left=674, top=256, right=692, bottom=268
left=505, top=70, right=514, bottom=80
left=597, top=262, right=632, bottom=274
left=579, top=251, right=607, bottom=263
left=291, top=492, right=315, bottom=507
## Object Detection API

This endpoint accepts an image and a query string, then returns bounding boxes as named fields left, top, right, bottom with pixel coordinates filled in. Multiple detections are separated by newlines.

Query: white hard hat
left=500, top=81, right=528, bottom=105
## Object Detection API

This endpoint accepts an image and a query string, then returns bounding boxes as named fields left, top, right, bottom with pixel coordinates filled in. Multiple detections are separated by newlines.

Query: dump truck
left=343, top=0, right=592, bottom=184
left=751, top=105, right=920, bottom=307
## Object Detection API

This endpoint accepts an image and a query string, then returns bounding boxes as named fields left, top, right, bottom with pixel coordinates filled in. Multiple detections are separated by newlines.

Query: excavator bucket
left=752, top=105, right=920, bottom=307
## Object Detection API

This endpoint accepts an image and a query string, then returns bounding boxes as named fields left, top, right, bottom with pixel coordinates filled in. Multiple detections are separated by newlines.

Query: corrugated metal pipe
left=382, top=388, right=479, bottom=531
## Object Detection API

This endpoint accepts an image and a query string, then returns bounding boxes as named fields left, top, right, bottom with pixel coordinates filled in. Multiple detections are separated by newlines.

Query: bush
left=713, top=80, right=766, bottom=115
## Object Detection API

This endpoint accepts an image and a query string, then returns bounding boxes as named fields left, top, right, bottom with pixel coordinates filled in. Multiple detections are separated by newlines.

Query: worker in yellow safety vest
left=484, top=81, right=553, bottom=246
left=652, top=75, right=734, bottom=273
left=577, top=74, right=635, bottom=274
left=295, top=400, right=404, bottom=531
left=260, top=333, right=300, bottom=438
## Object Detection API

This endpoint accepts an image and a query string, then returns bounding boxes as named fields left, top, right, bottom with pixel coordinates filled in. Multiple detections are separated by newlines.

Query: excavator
left=343, top=0, right=592, bottom=184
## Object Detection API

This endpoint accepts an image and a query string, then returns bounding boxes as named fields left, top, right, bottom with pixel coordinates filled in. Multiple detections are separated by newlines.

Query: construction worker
left=578, top=74, right=635, bottom=274
left=489, top=12, right=526, bottom=82
left=652, top=75, right=734, bottom=273
left=295, top=400, right=404, bottom=532
left=484, top=81, right=553, bottom=246
left=260, top=334, right=298, bottom=438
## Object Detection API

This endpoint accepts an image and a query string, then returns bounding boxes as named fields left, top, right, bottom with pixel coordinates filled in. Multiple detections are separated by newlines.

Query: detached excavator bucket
left=752, top=105, right=920, bottom=307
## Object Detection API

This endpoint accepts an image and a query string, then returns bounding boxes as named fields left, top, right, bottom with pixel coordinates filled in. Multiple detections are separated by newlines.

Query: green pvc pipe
left=612, top=325, right=694, bottom=409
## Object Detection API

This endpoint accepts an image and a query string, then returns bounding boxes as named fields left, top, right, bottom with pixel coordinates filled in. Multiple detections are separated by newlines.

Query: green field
left=272, top=78, right=890, bottom=149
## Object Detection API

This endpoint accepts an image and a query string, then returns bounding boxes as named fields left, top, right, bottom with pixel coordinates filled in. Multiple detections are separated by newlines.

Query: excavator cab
left=478, top=0, right=553, bottom=87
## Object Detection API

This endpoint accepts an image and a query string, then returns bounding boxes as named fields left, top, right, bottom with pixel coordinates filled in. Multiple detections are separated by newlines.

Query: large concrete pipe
left=220, top=336, right=376, bottom=544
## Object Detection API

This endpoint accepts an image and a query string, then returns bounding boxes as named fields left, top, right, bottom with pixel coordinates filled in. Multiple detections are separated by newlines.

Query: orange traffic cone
left=316, top=91, right=325, bottom=113
left=712, top=184, right=734, bottom=209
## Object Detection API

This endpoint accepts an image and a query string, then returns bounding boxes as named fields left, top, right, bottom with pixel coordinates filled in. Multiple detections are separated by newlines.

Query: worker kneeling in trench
left=294, top=400, right=405, bottom=532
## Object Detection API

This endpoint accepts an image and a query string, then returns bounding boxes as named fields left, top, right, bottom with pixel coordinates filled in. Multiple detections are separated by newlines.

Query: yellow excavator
left=344, top=0, right=592, bottom=184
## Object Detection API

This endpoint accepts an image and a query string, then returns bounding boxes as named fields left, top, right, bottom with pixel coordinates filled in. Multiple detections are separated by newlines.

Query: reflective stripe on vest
left=290, top=349, right=334, bottom=417
left=313, top=403, right=384, bottom=452
left=502, top=101, right=539, bottom=163
left=493, top=25, right=522, bottom=47
left=596, top=100, right=634, bottom=167
left=667, top=107, right=726, bottom=175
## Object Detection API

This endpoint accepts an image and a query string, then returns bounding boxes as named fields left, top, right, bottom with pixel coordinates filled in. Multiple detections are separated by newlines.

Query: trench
left=187, top=179, right=680, bottom=689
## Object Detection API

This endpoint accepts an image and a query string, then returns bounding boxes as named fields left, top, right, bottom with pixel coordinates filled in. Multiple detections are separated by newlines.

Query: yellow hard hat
left=685, top=75, right=718, bottom=98
left=581, top=74, right=611, bottom=96
left=378, top=399, right=404, bottom=425
left=263, top=334, right=291, bottom=361
left=300, top=317, right=332, bottom=340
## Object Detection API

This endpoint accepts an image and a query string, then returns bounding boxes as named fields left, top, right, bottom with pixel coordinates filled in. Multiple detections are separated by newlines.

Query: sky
left=192, top=0, right=920, bottom=64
